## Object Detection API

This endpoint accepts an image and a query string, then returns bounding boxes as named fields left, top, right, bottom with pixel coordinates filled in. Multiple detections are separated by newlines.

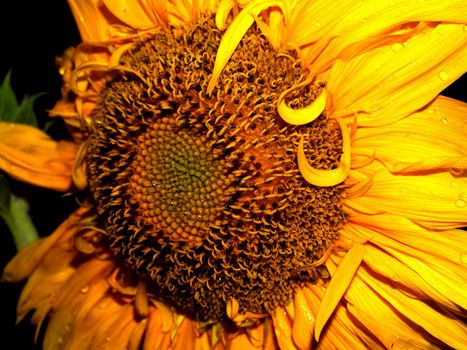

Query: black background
left=0, top=1, right=465, bottom=349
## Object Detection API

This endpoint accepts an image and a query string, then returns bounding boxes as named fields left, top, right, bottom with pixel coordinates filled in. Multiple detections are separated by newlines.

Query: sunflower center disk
left=132, top=122, right=232, bottom=242
left=87, top=17, right=346, bottom=323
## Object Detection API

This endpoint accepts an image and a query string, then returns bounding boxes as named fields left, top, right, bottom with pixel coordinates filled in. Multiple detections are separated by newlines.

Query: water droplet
left=79, top=16, right=85, bottom=22
left=404, top=131, right=411, bottom=137
left=391, top=43, right=404, bottom=53
left=438, top=71, right=449, bottom=81
left=454, top=199, right=466, bottom=208
left=57, top=337, right=64, bottom=344
left=80, top=286, right=89, bottom=294
left=399, top=186, right=409, bottom=196
left=459, top=192, right=467, bottom=201
left=440, top=117, right=448, bottom=125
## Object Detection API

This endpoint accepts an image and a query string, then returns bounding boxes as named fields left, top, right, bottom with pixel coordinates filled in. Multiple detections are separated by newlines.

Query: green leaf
left=0, top=174, right=39, bottom=250
left=0, top=70, right=42, bottom=127
left=14, top=93, right=46, bottom=127
left=0, top=71, right=19, bottom=118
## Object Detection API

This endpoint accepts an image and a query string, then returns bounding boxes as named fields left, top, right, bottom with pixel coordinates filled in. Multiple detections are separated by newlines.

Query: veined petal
left=315, top=243, right=365, bottom=341
left=2, top=208, right=88, bottom=283
left=102, top=0, right=158, bottom=28
left=353, top=96, right=467, bottom=172
left=343, top=220, right=467, bottom=314
left=359, top=267, right=467, bottom=349
left=143, top=308, right=171, bottom=350
left=345, top=162, right=467, bottom=230
left=306, top=0, right=467, bottom=73
left=68, top=0, right=116, bottom=41
left=272, top=307, right=296, bottom=350
left=328, top=24, right=467, bottom=126
left=0, top=123, right=78, bottom=191
left=291, top=288, right=315, bottom=350
left=344, top=275, right=436, bottom=349
left=362, top=243, right=465, bottom=313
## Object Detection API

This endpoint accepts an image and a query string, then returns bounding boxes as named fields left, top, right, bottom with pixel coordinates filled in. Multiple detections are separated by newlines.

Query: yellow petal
left=143, top=308, right=171, bottom=350
left=353, top=96, right=467, bottom=172
left=314, top=243, right=365, bottom=341
left=291, top=288, right=315, bottom=350
left=363, top=243, right=465, bottom=313
left=328, top=23, right=467, bottom=126
left=68, top=0, right=113, bottom=41
left=306, top=1, right=467, bottom=74
left=359, top=267, right=467, bottom=349
left=215, top=0, right=235, bottom=30
left=272, top=307, right=296, bottom=350
left=345, top=162, right=467, bottom=230
left=102, top=0, right=157, bottom=28
left=297, top=118, right=351, bottom=186
left=344, top=274, right=435, bottom=348
left=278, top=86, right=327, bottom=125
left=0, top=122, right=78, bottom=191
left=207, top=0, right=288, bottom=94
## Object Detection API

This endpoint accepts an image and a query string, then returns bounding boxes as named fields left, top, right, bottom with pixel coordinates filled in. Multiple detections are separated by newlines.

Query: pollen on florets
left=86, top=17, right=346, bottom=323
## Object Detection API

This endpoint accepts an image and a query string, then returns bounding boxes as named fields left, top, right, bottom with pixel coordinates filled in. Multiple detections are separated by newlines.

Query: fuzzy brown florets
left=86, top=17, right=346, bottom=323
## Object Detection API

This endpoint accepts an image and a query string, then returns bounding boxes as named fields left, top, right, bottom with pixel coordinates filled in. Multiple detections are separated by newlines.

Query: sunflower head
left=1, top=0, right=467, bottom=349
left=86, top=17, right=346, bottom=323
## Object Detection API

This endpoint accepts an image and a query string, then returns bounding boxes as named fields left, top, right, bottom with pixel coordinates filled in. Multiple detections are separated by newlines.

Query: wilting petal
left=0, top=122, right=78, bottom=191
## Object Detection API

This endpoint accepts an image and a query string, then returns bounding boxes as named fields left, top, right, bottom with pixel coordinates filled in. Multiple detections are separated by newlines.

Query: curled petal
left=216, top=0, right=236, bottom=30
left=278, top=84, right=326, bottom=125
left=298, top=118, right=351, bottom=186
left=208, top=0, right=289, bottom=94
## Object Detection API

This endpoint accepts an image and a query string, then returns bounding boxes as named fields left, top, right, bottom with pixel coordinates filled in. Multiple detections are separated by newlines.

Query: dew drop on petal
left=438, top=71, right=449, bottom=81
left=80, top=286, right=89, bottom=294
left=391, top=43, right=404, bottom=53
left=399, top=186, right=409, bottom=196
left=454, top=199, right=466, bottom=208
left=440, top=117, right=448, bottom=125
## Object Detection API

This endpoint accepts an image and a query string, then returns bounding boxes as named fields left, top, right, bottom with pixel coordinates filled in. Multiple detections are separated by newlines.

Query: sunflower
left=2, top=0, right=467, bottom=348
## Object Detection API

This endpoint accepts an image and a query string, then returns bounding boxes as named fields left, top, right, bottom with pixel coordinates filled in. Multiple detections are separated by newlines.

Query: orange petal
left=68, top=0, right=117, bottom=41
left=291, top=288, right=315, bottom=350
left=2, top=208, right=88, bottom=283
left=0, top=122, right=78, bottom=191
